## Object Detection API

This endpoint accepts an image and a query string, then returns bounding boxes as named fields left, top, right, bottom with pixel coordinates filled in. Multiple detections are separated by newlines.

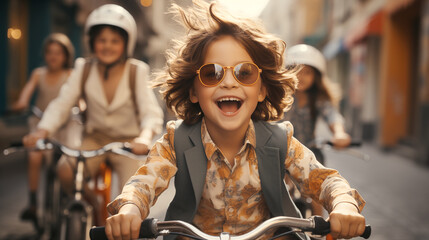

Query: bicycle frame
left=93, top=162, right=112, bottom=225
left=34, top=139, right=140, bottom=240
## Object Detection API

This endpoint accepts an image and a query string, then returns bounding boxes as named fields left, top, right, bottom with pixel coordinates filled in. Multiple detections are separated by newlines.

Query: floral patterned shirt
left=107, top=119, right=364, bottom=239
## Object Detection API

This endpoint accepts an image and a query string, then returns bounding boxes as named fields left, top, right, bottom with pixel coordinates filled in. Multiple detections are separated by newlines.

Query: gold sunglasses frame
left=196, top=62, right=262, bottom=87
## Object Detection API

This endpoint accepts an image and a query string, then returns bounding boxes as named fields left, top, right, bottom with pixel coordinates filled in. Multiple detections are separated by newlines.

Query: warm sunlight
left=217, top=0, right=270, bottom=18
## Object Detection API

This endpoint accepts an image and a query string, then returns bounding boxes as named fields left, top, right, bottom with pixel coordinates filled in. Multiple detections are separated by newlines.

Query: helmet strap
left=100, top=56, right=126, bottom=80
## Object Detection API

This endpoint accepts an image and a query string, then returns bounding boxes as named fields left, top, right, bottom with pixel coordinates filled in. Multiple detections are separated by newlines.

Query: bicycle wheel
left=60, top=205, right=92, bottom=240
left=48, top=176, right=63, bottom=239
left=40, top=163, right=62, bottom=239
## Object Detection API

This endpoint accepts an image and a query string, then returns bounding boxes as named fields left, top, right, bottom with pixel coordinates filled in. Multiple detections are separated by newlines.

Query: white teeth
left=217, top=97, right=241, bottom=102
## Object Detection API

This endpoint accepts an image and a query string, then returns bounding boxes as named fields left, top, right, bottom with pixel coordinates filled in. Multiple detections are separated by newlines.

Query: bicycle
left=4, top=138, right=143, bottom=240
left=89, top=215, right=371, bottom=240
left=3, top=105, right=82, bottom=239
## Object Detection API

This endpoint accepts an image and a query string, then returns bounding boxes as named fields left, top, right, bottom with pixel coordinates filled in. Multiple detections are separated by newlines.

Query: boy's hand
left=11, top=101, right=27, bottom=112
left=23, top=129, right=49, bottom=147
left=329, top=202, right=365, bottom=239
left=331, top=132, right=351, bottom=149
left=130, top=142, right=150, bottom=155
left=105, top=204, right=142, bottom=240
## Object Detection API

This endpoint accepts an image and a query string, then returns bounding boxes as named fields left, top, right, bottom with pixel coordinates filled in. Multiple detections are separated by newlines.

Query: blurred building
left=262, top=0, right=429, bottom=165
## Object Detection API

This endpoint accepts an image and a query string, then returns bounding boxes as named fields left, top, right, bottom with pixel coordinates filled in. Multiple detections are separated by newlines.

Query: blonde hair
left=154, top=1, right=297, bottom=124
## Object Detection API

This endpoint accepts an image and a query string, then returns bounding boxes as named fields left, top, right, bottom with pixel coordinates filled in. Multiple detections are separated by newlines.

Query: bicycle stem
left=75, top=156, right=85, bottom=201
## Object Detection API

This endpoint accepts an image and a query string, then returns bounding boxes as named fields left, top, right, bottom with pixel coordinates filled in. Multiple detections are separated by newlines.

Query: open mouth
left=216, top=97, right=243, bottom=115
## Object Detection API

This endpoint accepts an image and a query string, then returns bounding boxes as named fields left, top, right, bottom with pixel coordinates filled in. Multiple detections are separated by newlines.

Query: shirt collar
left=200, top=119, right=257, bottom=160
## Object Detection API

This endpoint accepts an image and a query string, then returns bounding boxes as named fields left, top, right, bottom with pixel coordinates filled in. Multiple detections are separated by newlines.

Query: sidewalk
left=325, top=143, right=429, bottom=240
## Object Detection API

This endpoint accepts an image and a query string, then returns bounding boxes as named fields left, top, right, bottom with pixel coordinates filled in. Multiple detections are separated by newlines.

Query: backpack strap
left=80, top=61, right=92, bottom=100
left=79, top=59, right=93, bottom=123
left=128, top=62, right=139, bottom=122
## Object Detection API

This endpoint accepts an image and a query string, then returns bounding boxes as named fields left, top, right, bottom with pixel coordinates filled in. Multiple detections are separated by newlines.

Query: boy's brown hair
left=154, top=1, right=297, bottom=124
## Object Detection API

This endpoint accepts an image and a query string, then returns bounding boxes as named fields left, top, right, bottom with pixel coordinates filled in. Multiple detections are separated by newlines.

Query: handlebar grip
left=8, top=141, right=24, bottom=148
left=122, top=146, right=133, bottom=153
left=122, top=142, right=133, bottom=152
left=349, top=141, right=362, bottom=147
left=89, top=219, right=157, bottom=240
left=361, top=225, right=372, bottom=239
left=312, top=216, right=371, bottom=239
left=326, top=141, right=362, bottom=147
left=312, top=216, right=331, bottom=235
left=89, top=226, right=107, bottom=240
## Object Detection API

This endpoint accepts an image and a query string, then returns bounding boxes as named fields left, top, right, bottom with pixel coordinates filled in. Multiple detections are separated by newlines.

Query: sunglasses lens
left=234, top=63, right=259, bottom=85
left=200, top=64, right=224, bottom=86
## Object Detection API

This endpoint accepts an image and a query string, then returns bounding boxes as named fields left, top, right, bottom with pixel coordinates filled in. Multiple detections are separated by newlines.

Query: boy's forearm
left=332, top=201, right=360, bottom=213
left=320, top=174, right=365, bottom=213
left=107, top=197, right=150, bottom=219
left=118, top=203, right=146, bottom=218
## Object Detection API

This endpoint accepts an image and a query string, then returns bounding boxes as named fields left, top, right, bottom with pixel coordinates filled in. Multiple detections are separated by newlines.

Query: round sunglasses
left=196, top=62, right=262, bottom=87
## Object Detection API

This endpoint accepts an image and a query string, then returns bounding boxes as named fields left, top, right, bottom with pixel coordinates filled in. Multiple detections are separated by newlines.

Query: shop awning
left=344, top=10, right=384, bottom=49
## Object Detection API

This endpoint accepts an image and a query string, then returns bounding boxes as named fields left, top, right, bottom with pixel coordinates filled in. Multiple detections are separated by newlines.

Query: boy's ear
left=189, top=87, right=199, bottom=103
left=258, top=84, right=267, bottom=102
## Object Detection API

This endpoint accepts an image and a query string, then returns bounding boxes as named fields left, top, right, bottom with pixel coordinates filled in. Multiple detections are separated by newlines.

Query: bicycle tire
left=61, top=208, right=90, bottom=240
left=50, top=176, right=63, bottom=239
left=40, top=164, right=62, bottom=239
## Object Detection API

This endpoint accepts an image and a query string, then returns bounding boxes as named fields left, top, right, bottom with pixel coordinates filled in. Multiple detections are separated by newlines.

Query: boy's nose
left=220, top=68, right=239, bottom=88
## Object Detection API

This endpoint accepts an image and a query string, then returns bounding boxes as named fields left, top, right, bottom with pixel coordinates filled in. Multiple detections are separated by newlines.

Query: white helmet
left=85, top=4, right=137, bottom=56
left=285, top=44, right=327, bottom=75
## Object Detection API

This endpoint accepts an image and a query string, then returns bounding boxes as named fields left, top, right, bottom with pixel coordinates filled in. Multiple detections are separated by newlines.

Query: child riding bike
left=23, top=4, right=164, bottom=224
left=282, top=44, right=352, bottom=217
left=11, top=33, right=75, bottom=223
left=104, top=1, right=367, bottom=240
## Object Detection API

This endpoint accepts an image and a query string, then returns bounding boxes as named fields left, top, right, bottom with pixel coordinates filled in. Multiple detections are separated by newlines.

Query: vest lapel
left=254, top=121, right=285, bottom=217
left=184, top=122, right=207, bottom=209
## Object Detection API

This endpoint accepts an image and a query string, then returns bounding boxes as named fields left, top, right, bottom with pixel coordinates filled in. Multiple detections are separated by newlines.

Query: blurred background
left=1, top=0, right=429, bottom=239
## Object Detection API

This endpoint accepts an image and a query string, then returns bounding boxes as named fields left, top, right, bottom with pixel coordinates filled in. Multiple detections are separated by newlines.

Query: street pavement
left=1, top=118, right=429, bottom=239
left=325, top=144, right=429, bottom=240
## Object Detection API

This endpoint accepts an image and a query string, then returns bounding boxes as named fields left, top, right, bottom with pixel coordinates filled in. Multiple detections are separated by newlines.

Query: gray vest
left=164, top=120, right=307, bottom=240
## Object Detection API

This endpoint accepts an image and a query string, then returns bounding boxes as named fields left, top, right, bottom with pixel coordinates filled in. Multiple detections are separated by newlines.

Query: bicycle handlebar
left=89, top=216, right=371, bottom=240
left=3, top=139, right=141, bottom=160
left=36, top=139, right=138, bottom=159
